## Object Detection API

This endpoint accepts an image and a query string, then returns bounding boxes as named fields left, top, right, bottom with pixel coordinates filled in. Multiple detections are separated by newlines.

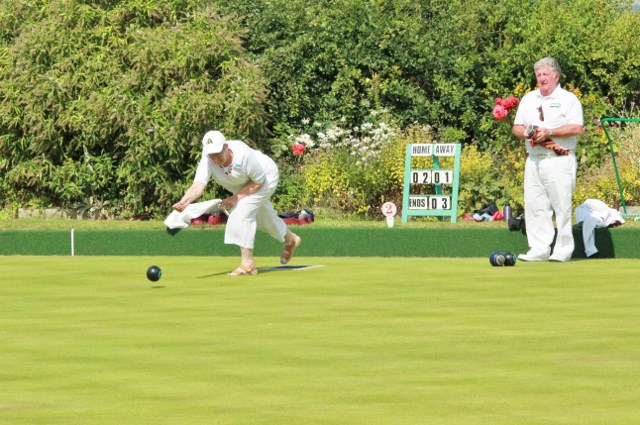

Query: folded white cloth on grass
left=575, top=199, right=625, bottom=257
left=163, top=199, right=227, bottom=229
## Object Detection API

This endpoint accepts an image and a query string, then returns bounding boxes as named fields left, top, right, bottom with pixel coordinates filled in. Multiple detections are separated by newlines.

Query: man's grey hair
left=534, top=57, right=561, bottom=77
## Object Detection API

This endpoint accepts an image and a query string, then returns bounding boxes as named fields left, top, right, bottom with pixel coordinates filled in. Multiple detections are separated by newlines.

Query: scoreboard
left=401, top=143, right=461, bottom=223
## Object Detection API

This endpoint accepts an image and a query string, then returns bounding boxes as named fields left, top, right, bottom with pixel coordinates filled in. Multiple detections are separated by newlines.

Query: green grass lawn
left=1, top=256, right=639, bottom=424
left=3, top=216, right=639, bottom=231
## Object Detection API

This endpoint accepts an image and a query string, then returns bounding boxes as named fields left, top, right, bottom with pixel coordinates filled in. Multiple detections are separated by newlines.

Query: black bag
left=278, top=209, right=314, bottom=224
left=474, top=201, right=499, bottom=216
left=508, top=213, right=526, bottom=235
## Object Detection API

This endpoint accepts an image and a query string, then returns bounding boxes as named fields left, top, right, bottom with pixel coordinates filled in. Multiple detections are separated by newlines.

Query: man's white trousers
left=523, top=153, right=576, bottom=261
left=225, top=183, right=286, bottom=250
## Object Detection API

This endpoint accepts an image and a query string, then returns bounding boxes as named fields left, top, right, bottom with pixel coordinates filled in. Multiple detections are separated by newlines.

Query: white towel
left=575, top=199, right=625, bottom=257
left=163, top=199, right=227, bottom=229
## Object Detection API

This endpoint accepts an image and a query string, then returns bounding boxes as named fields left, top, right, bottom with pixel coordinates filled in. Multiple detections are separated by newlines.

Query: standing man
left=173, top=130, right=301, bottom=276
left=512, top=57, right=585, bottom=262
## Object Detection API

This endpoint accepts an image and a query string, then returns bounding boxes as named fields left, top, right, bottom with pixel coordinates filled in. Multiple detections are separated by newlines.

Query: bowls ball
left=489, top=252, right=506, bottom=266
left=504, top=252, right=517, bottom=266
left=147, top=265, right=162, bottom=282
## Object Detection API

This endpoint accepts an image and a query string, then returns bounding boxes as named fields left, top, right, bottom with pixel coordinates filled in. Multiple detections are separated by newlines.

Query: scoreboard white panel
left=410, top=170, right=454, bottom=185
left=408, top=195, right=452, bottom=210
left=411, top=144, right=457, bottom=157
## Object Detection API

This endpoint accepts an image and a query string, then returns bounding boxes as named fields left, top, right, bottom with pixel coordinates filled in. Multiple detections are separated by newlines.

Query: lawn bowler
left=172, top=131, right=301, bottom=276
left=512, top=57, right=585, bottom=262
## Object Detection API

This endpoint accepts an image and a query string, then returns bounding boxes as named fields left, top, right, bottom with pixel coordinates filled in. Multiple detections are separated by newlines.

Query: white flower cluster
left=348, top=122, right=396, bottom=166
left=316, top=125, right=352, bottom=150
left=292, top=120, right=396, bottom=166
left=290, top=133, right=315, bottom=149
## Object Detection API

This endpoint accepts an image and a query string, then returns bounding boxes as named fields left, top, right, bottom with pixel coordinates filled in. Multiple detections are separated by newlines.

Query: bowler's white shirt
left=193, top=140, right=279, bottom=193
left=514, top=85, right=584, bottom=155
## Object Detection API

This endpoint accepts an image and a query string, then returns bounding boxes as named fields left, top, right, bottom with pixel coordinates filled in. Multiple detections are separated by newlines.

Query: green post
left=601, top=117, right=640, bottom=217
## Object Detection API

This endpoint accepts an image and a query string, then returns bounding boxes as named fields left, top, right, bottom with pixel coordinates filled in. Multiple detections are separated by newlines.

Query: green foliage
left=458, top=145, right=503, bottom=214
left=277, top=122, right=439, bottom=218
left=476, top=0, right=639, bottom=168
left=2, top=0, right=640, bottom=219
left=575, top=120, right=640, bottom=209
left=271, top=161, right=311, bottom=213
left=291, top=117, right=404, bottom=217
left=301, top=149, right=366, bottom=217
left=217, top=0, right=640, bottom=216
left=0, top=0, right=269, bottom=218
left=219, top=0, right=482, bottom=129
left=223, top=0, right=640, bottom=147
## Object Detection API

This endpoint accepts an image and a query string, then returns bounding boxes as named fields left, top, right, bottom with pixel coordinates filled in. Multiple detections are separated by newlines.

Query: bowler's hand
left=532, top=128, right=551, bottom=144
left=172, top=201, right=187, bottom=212
left=220, top=195, right=238, bottom=209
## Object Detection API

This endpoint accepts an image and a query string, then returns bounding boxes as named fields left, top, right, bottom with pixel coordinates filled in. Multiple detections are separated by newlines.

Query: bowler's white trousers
left=224, top=182, right=286, bottom=250
left=523, top=153, right=576, bottom=261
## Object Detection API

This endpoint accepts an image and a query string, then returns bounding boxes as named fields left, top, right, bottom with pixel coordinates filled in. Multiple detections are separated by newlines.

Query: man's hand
left=172, top=201, right=187, bottom=212
left=531, top=127, right=551, bottom=145
left=220, top=195, right=238, bottom=209
left=529, top=128, right=568, bottom=155
left=172, top=182, right=206, bottom=212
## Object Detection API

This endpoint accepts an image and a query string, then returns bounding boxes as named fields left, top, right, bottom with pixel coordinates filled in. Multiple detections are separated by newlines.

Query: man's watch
left=549, top=128, right=553, bottom=138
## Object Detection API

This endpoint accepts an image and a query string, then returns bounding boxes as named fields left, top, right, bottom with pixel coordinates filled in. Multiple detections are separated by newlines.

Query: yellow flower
left=565, top=83, right=583, bottom=99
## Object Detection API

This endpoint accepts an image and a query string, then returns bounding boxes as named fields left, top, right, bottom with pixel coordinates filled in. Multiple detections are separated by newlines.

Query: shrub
left=2, top=0, right=640, bottom=219
left=275, top=121, right=455, bottom=219
left=0, top=0, right=269, bottom=218
left=458, top=145, right=512, bottom=215
left=575, top=118, right=640, bottom=209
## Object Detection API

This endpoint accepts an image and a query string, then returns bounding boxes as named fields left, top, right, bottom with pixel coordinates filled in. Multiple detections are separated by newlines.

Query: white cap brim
left=203, top=143, right=224, bottom=155
left=202, top=130, right=226, bottom=155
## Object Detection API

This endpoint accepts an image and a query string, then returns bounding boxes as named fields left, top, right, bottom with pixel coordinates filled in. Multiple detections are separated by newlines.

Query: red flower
left=492, top=104, right=508, bottom=120
left=501, top=96, right=519, bottom=110
left=493, top=96, right=520, bottom=121
left=292, top=142, right=306, bottom=156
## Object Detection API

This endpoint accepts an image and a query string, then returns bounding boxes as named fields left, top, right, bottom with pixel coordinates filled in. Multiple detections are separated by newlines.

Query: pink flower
left=492, top=104, right=508, bottom=120
left=495, top=97, right=503, bottom=105
left=502, top=96, right=519, bottom=110
left=292, top=142, right=305, bottom=156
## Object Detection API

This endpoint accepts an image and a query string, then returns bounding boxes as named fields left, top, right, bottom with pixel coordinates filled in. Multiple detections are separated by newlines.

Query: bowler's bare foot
left=228, top=264, right=257, bottom=276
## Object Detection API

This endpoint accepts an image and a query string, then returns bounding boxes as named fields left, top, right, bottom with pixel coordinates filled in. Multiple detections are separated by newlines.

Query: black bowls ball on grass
left=146, top=265, right=162, bottom=282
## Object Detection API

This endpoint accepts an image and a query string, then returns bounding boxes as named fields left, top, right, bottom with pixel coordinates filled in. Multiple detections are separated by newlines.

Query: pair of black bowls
left=489, top=252, right=517, bottom=267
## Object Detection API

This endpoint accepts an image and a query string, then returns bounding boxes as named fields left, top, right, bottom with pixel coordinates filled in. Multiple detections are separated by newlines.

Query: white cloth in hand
left=164, top=199, right=226, bottom=229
